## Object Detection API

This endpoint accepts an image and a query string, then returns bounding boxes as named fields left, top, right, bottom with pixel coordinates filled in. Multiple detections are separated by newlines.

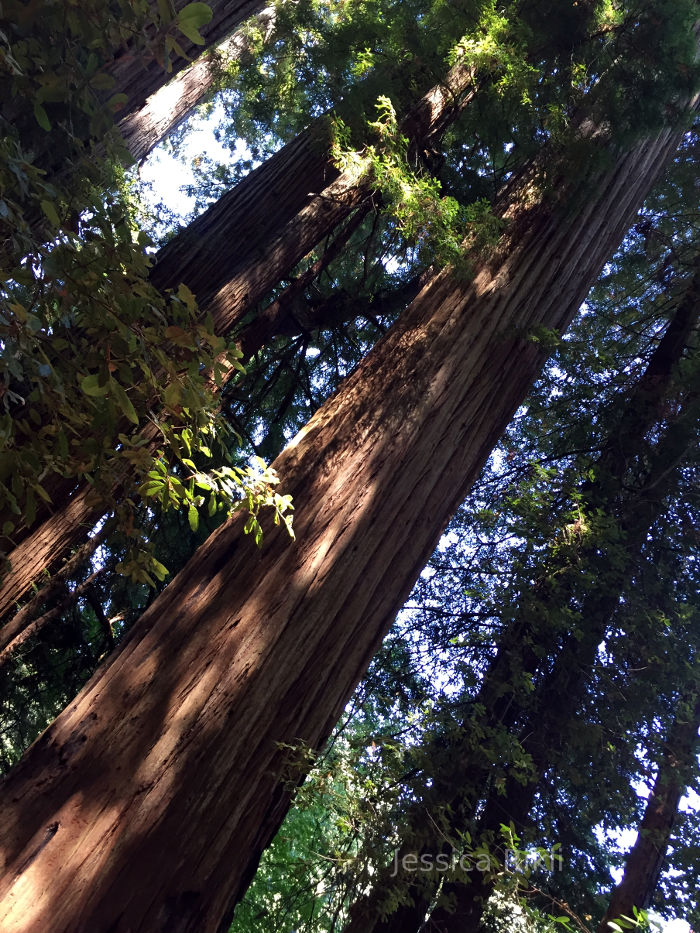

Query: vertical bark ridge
left=118, top=6, right=278, bottom=164
left=343, top=159, right=700, bottom=933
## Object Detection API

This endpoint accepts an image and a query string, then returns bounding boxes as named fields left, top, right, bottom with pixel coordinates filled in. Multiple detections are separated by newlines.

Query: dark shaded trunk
left=107, top=0, right=269, bottom=124
left=0, top=100, right=688, bottom=931
left=118, top=5, right=279, bottom=163
left=597, top=692, right=700, bottom=932
left=392, top=383, right=699, bottom=932
left=345, top=264, right=700, bottom=933
left=0, top=63, right=477, bottom=623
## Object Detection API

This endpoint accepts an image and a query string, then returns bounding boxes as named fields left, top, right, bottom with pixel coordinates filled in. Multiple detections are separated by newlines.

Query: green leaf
left=89, top=72, right=116, bottom=91
left=177, top=2, right=212, bottom=27
left=176, top=281, right=197, bottom=311
left=176, top=2, right=212, bottom=45
left=80, top=373, right=110, bottom=397
left=139, top=481, right=165, bottom=497
left=157, top=0, right=174, bottom=25
left=40, top=199, right=60, bottom=227
left=33, top=483, right=51, bottom=504
left=188, top=503, right=199, bottom=532
left=164, top=34, right=190, bottom=69
left=151, top=559, right=170, bottom=582
left=33, top=100, right=50, bottom=131
left=164, top=381, right=182, bottom=407
left=108, top=93, right=129, bottom=112
left=110, top=379, right=139, bottom=425
left=176, top=19, right=206, bottom=45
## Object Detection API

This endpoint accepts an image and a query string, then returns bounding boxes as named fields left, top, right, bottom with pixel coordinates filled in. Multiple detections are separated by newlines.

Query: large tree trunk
left=0, top=0, right=269, bottom=246
left=367, top=425, right=698, bottom=932
left=0, top=63, right=476, bottom=621
left=0, top=100, right=687, bottom=930
left=107, top=0, right=270, bottom=123
left=597, top=692, right=700, bottom=933
left=343, top=282, right=700, bottom=933
left=118, top=5, right=279, bottom=163
left=1, top=0, right=268, bottom=148
left=0, top=214, right=377, bottom=670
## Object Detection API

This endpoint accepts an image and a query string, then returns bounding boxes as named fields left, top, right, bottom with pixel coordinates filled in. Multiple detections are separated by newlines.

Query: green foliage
left=225, top=125, right=700, bottom=929
left=0, top=0, right=295, bottom=585
left=331, top=95, right=501, bottom=270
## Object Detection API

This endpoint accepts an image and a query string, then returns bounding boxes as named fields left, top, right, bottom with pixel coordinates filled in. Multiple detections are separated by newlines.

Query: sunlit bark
left=344, top=281, right=700, bottom=933
left=0, top=101, right=688, bottom=931
left=118, top=6, right=278, bottom=163
left=0, top=63, right=476, bottom=624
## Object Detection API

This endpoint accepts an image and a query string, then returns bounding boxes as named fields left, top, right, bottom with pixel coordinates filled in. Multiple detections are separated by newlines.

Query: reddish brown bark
left=0, top=0, right=269, bottom=227
left=597, top=693, right=700, bottom=933
left=0, top=213, right=375, bottom=663
left=109, top=1, right=266, bottom=114
left=118, top=5, right=279, bottom=163
left=0, top=98, right=688, bottom=931
left=0, top=63, right=477, bottom=622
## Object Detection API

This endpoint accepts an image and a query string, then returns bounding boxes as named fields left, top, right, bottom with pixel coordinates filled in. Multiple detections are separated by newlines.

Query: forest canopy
left=0, top=1, right=698, bottom=931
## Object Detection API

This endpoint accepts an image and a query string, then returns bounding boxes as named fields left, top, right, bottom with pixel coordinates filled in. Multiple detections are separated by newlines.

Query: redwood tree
left=117, top=5, right=280, bottom=164
left=598, top=689, right=700, bottom=933
left=341, top=273, right=700, bottom=932
left=0, top=75, right=693, bottom=930
left=0, top=59, right=476, bottom=619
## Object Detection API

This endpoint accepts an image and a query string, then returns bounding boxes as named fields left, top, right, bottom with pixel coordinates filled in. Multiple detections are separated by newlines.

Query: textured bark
left=366, top=434, right=699, bottom=933
left=0, top=63, right=477, bottom=623
left=118, top=6, right=279, bottom=163
left=386, top=387, right=700, bottom=932
left=0, top=102, right=687, bottom=931
left=0, top=213, right=375, bottom=663
left=146, top=60, right=476, bottom=319
left=0, top=525, right=109, bottom=661
left=0, top=568, right=108, bottom=679
left=107, top=1, right=267, bottom=118
left=345, top=264, right=700, bottom=933
left=0, top=0, right=268, bottom=227
left=597, top=694, right=700, bottom=933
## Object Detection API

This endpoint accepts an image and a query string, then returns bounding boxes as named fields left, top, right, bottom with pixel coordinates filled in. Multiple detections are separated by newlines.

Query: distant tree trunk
left=596, top=692, right=700, bottom=933
left=0, top=102, right=687, bottom=931
left=0, top=0, right=269, bottom=230
left=0, top=63, right=477, bottom=621
left=118, top=5, right=279, bottom=163
left=345, top=269, right=700, bottom=933
left=107, top=0, right=269, bottom=122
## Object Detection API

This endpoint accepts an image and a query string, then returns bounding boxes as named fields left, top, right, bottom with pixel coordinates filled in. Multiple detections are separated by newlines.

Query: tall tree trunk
left=344, top=269, right=700, bottom=933
left=118, top=5, right=279, bottom=163
left=367, top=411, right=698, bottom=933
left=0, top=0, right=269, bottom=247
left=597, top=692, right=700, bottom=933
left=0, top=63, right=477, bottom=620
left=0, top=100, right=688, bottom=931
left=403, top=384, right=700, bottom=933
left=107, top=0, right=270, bottom=123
